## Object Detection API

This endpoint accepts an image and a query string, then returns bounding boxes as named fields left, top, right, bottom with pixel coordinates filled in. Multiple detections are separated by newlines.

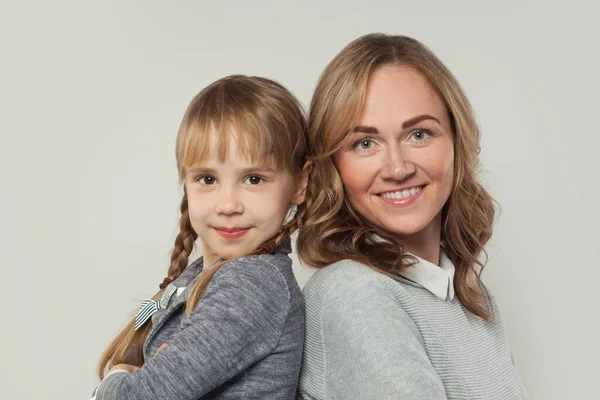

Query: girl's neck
left=203, top=251, right=219, bottom=268
left=393, top=212, right=442, bottom=265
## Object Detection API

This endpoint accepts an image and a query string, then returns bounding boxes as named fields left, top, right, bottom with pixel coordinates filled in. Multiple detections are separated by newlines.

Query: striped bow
left=134, top=283, right=178, bottom=330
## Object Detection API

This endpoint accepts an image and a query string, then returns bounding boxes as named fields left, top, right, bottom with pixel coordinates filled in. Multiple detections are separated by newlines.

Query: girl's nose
left=215, top=190, right=244, bottom=215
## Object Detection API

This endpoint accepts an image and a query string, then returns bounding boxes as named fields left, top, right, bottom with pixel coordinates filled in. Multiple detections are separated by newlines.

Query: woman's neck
left=393, top=213, right=442, bottom=265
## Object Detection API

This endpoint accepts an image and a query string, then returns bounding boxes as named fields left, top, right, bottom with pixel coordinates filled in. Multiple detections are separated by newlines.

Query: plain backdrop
left=2, top=0, right=599, bottom=398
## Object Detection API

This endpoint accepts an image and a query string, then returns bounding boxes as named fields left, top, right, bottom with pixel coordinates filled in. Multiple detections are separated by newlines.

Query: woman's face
left=334, top=65, right=454, bottom=244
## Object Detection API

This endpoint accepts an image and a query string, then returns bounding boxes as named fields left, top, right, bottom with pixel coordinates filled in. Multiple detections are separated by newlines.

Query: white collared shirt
left=398, top=251, right=455, bottom=301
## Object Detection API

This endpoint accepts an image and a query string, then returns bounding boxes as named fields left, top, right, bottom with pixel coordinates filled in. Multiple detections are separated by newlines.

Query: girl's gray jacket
left=94, top=242, right=304, bottom=400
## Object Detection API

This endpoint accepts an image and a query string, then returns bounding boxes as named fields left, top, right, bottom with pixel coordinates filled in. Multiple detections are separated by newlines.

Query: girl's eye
left=244, top=175, right=265, bottom=185
left=198, top=175, right=217, bottom=185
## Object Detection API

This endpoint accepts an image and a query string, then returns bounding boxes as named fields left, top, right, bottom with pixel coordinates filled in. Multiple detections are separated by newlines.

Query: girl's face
left=185, top=132, right=308, bottom=266
left=334, top=65, right=454, bottom=246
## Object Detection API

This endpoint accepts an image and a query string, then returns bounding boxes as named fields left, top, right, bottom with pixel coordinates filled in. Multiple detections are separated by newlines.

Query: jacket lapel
left=142, top=241, right=292, bottom=356
left=143, top=256, right=204, bottom=355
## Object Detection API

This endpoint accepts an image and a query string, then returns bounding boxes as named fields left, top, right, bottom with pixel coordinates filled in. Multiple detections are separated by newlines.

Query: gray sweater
left=96, top=243, right=304, bottom=400
left=298, top=260, right=528, bottom=400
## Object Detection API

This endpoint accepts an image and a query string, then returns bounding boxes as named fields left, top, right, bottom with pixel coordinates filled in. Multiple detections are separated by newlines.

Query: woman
left=297, top=34, right=528, bottom=399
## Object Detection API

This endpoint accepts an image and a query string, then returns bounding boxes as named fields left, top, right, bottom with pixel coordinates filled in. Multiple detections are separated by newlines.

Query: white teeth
left=380, top=186, right=422, bottom=200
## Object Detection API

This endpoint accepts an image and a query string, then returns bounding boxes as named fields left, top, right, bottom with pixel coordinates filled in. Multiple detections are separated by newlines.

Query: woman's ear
left=291, top=161, right=312, bottom=205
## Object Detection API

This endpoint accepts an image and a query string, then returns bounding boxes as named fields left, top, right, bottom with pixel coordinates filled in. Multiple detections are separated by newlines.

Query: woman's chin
left=376, top=217, right=439, bottom=242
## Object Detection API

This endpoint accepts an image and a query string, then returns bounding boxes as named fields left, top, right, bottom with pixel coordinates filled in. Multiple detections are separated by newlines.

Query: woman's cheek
left=433, top=142, right=455, bottom=190
left=337, top=154, right=375, bottom=192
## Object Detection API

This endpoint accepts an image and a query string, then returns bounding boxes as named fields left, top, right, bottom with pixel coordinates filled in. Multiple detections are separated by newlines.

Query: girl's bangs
left=177, top=110, right=287, bottom=179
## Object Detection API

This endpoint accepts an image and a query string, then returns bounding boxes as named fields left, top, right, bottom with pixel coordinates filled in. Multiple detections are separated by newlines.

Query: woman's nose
left=379, top=150, right=416, bottom=181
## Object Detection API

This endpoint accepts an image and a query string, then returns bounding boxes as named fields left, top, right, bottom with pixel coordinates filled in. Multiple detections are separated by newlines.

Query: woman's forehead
left=360, top=66, right=447, bottom=122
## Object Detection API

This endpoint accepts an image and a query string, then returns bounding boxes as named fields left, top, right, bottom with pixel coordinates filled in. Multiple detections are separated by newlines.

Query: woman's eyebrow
left=402, top=114, right=441, bottom=129
left=352, top=125, right=379, bottom=134
left=352, top=114, right=441, bottom=134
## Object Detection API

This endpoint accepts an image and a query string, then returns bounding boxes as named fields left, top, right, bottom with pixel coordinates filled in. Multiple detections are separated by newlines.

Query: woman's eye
left=411, top=129, right=430, bottom=141
left=244, top=175, right=265, bottom=185
left=356, top=139, right=373, bottom=150
left=198, top=175, right=216, bottom=185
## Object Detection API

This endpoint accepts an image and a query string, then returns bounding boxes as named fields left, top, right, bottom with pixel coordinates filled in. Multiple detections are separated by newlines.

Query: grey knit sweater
left=297, top=259, right=528, bottom=400
left=95, top=242, right=304, bottom=400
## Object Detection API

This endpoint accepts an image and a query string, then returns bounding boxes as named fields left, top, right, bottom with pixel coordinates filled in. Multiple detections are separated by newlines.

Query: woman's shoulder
left=305, top=258, right=378, bottom=283
left=302, top=259, right=404, bottom=306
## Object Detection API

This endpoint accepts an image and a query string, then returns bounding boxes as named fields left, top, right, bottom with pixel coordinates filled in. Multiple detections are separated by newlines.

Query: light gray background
left=2, top=1, right=599, bottom=399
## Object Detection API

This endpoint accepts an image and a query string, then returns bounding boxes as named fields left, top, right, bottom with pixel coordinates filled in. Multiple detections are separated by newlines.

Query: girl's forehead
left=178, top=121, right=297, bottom=180
left=187, top=149, right=275, bottom=170
left=182, top=127, right=268, bottom=163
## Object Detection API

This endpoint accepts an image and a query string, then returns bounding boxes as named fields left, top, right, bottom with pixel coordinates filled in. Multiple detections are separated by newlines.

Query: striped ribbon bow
left=134, top=283, right=178, bottom=330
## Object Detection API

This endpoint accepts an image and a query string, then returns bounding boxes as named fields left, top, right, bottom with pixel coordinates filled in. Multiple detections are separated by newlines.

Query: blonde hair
left=98, top=75, right=308, bottom=378
left=297, top=33, right=495, bottom=320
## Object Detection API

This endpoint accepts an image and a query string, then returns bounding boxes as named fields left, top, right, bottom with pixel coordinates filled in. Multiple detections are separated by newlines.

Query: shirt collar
left=399, top=251, right=455, bottom=301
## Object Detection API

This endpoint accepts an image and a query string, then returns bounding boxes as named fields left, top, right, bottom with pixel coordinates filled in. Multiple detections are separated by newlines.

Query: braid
left=168, top=192, right=198, bottom=280
left=97, top=191, right=198, bottom=379
left=274, top=203, right=306, bottom=248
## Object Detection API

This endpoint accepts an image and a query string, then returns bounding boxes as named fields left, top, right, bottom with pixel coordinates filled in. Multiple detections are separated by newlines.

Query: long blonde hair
left=297, top=33, right=495, bottom=320
left=98, top=75, right=308, bottom=378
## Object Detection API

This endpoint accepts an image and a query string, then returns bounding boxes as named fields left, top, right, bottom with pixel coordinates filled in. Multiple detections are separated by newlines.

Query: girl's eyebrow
left=186, top=166, right=216, bottom=175
left=186, top=166, right=276, bottom=175
left=239, top=166, right=276, bottom=174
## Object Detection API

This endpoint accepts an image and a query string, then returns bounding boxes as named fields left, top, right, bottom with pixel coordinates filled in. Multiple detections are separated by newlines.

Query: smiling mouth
left=379, top=185, right=425, bottom=200
left=214, top=227, right=250, bottom=239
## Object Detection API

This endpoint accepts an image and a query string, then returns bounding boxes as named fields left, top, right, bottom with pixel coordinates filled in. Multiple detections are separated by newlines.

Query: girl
left=92, top=75, right=311, bottom=399
left=297, top=34, right=528, bottom=399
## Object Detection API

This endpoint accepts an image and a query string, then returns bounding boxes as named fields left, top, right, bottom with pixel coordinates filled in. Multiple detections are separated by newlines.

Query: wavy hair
left=98, top=75, right=308, bottom=378
left=297, top=34, right=495, bottom=320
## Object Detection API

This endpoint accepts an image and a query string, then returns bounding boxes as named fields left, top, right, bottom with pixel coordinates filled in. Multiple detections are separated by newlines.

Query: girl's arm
left=300, top=265, right=448, bottom=400
left=95, top=257, right=293, bottom=400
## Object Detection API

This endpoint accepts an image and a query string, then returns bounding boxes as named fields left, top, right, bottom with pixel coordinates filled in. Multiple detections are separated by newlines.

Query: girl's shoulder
left=223, top=251, right=294, bottom=278
left=209, top=252, right=299, bottom=301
